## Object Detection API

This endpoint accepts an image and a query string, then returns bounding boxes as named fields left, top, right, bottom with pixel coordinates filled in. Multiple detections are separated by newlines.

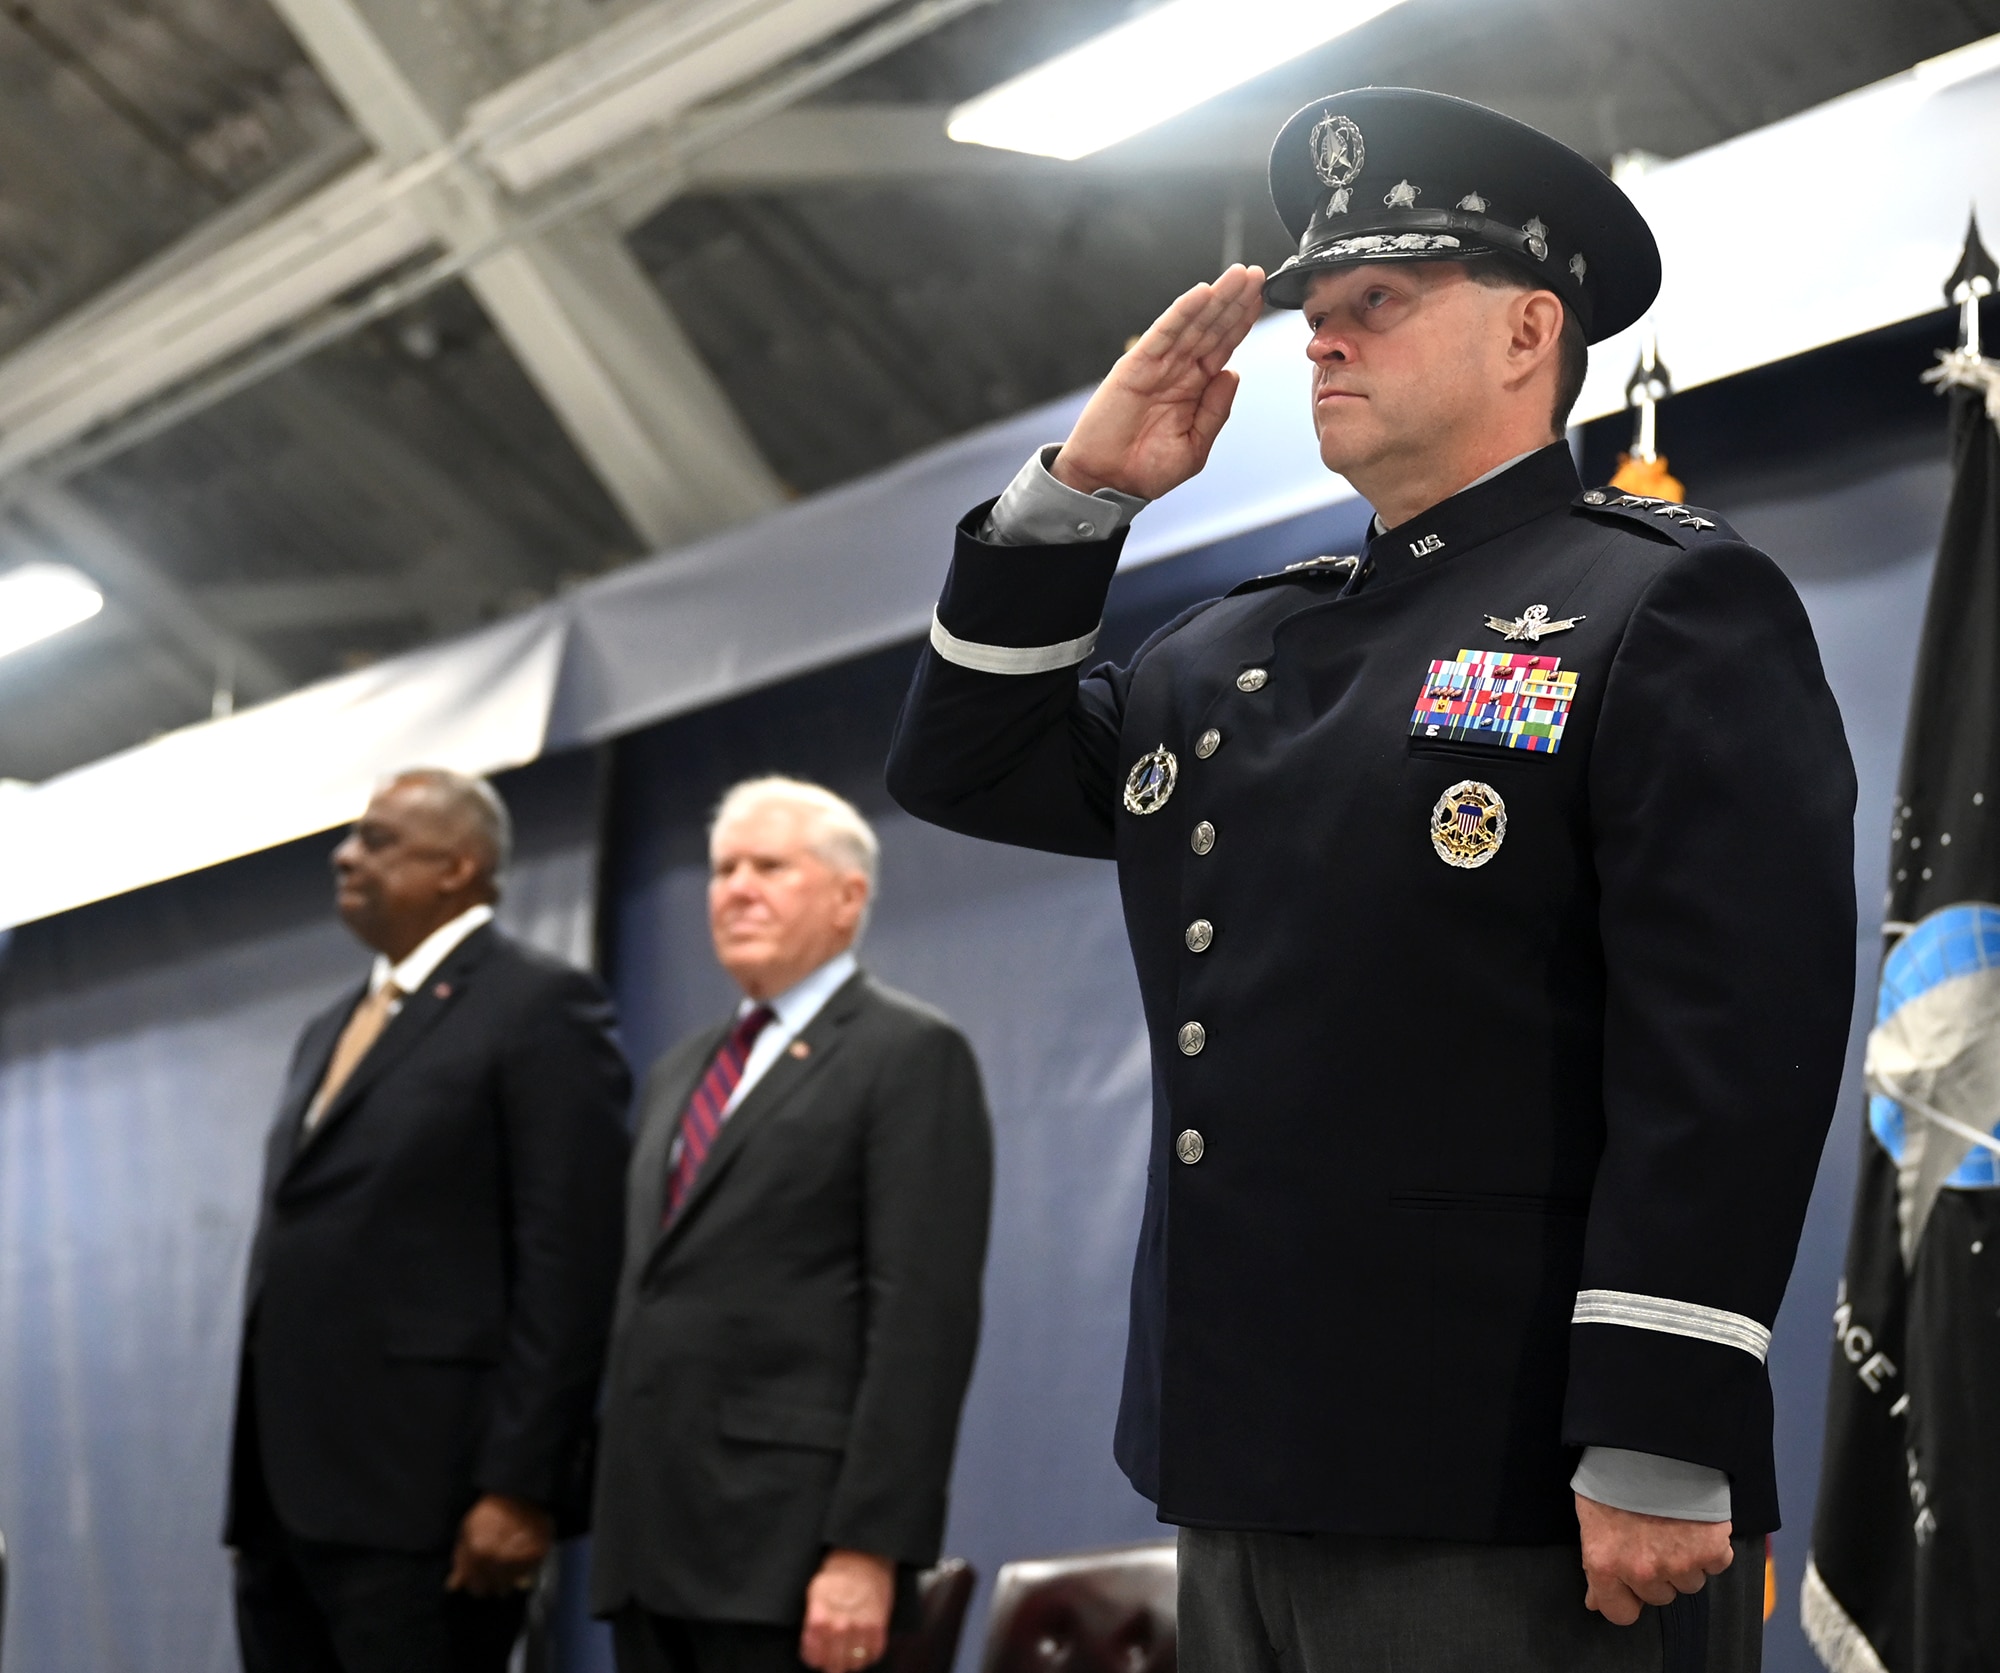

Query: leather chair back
left=979, top=1541, right=1177, bottom=1673
left=880, top=1557, right=977, bottom=1673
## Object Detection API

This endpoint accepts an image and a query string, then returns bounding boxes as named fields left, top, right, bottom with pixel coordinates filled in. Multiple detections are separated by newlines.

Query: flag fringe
left=1921, top=346, right=2000, bottom=424
left=1800, top=1555, right=1892, bottom=1673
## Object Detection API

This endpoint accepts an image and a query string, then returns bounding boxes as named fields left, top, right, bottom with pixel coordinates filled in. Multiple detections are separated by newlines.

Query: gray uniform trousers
left=1178, top=1529, right=1764, bottom=1673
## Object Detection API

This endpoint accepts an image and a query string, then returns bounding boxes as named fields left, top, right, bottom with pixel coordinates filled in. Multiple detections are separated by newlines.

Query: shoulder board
left=1226, top=553, right=1360, bottom=598
left=1573, top=487, right=1740, bottom=547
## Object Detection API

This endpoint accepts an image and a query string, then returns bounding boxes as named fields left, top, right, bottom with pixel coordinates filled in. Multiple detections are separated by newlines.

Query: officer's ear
left=1507, top=288, right=1565, bottom=364
left=1495, top=286, right=1570, bottom=435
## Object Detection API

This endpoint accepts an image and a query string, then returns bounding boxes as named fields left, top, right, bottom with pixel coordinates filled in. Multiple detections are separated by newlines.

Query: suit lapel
left=648, top=971, right=871, bottom=1267
left=272, top=990, right=361, bottom=1152
left=285, top=924, right=496, bottom=1170
left=628, top=1021, right=732, bottom=1249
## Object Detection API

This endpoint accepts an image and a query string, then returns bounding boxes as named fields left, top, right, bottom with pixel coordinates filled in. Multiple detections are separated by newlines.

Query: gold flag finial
left=1608, top=328, right=1683, bottom=502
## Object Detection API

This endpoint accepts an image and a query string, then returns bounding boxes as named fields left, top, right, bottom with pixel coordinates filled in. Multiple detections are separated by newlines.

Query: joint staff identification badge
left=1411, top=649, right=1577, bottom=754
left=1431, top=781, right=1507, bottom=868
left=1124, top=746, right=1178, bottom=815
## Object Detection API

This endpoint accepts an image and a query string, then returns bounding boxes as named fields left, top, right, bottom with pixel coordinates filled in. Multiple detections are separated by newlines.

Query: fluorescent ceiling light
left=0, top=562, right=103, bottom=662
left=947, top=0, right=1408, bottom=161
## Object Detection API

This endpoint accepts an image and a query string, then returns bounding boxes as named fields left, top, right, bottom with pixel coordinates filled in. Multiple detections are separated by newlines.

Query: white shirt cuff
left=1571, top=1446, right=1733, bottom=1522
left=981, top=446, right=1149, bottom=546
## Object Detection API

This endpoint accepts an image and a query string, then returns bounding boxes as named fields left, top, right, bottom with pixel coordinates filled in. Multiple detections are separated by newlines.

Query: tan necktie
left=303, top=981, right=402, bottom=1134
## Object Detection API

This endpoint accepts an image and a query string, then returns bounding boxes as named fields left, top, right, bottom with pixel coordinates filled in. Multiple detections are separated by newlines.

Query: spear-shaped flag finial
left=1608, top=327, right=1685, bottom=501
left=1922, top=210, right=2000, bottom=414
left=1945, top=210, right=1998, bottom=306
left=1947, top=210, right=1998, bottom=356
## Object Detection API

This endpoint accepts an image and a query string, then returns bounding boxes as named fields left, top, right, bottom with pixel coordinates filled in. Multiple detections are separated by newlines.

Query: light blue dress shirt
left=723, top=949, right=859, bottom=1117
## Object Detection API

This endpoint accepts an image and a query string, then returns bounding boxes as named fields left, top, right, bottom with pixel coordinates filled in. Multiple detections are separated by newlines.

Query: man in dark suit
left=590, top=776, right=993, bottom=1673
left=227, top=767, right=632, bottom=1673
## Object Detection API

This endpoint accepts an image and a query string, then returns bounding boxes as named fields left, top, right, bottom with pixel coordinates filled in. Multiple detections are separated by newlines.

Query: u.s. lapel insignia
left=1485, top=603, right=1583, bottom=642
left=1123, top=746, right=1178, bottom=815
left=1430, top=781, right=1507, bottom=869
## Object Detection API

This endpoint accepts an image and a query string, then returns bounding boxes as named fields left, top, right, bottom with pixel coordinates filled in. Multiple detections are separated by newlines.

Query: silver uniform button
left=1178, top=1021, right=1206, bottom=1055
left=1176, top=1129, right=1205, bottom=1165
left=1074, top=520, right=1097, bottom=537
left=1236, top=668, right=1269, bottom=692
left=1185, top=918, right=1214, bottom=953
left=1190, top=821, right=1215, bottom=855
left=1195, top=728, right=1222, bottom=759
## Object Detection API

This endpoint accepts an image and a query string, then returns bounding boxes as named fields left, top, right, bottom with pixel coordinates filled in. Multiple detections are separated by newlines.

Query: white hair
left=710, top=776, right=880, bottom=934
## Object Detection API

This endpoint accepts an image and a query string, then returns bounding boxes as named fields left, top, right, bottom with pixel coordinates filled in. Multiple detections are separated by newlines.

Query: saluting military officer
left=886, top=88, right=1857, bottom=1673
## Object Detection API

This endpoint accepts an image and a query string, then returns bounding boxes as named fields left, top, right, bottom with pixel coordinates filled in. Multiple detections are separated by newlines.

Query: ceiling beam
left=263, top=0, right=786, bottom=546
left=9, top=487, right=288, bottom=705
left=259, top=370, right=551, bottom=633
left=0, top=0, right=933, bottom=528
left=669, top=102, right=1276, bottom=193
left=199, top=574, right=426, bottom=634
left=462, top=0, right=903, bottom=194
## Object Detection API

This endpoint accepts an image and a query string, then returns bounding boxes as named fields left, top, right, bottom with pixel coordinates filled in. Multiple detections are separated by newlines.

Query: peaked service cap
left=1263, top=87, right=1660, bottom=344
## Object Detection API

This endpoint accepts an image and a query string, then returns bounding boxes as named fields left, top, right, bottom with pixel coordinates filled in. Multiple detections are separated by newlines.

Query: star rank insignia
left=1583, top=489, right=1716, bottom=531
left=1484, top=603, right=1584, bottom=642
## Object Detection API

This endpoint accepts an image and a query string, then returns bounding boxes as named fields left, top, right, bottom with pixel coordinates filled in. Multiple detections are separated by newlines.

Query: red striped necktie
left=664, top=1003, right=776, bottom=1223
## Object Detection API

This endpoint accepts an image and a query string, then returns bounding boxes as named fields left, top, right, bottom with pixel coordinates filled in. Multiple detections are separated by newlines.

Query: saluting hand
left=1576, top=1494, right=1735, bottom=1626
left=1051, top=263, right=1267, bottom=503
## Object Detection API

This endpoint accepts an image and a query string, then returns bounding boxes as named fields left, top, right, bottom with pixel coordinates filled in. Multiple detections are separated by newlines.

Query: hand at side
left=799, top=1548, right=895, bottom=1673
left=446, top=1492, right=553, bottom=1598
left=1575, top=1492, right=1734, bottom=1625
left=1052, top=263, right=1267, bottom=502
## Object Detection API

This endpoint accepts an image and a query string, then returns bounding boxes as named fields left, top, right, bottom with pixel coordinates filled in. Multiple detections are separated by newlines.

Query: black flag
left=1805, top=223, right=2000, bottom=1673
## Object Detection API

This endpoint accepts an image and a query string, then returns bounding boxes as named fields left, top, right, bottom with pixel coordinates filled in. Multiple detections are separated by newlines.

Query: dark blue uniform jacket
left=886, top=442, right=1857, bottom=1543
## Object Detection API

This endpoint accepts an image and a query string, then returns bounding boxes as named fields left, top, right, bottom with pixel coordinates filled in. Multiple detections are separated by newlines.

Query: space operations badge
left=1412, top=648, right=1576, bottom=753
left=1124, top=746, right=1178, bottom=815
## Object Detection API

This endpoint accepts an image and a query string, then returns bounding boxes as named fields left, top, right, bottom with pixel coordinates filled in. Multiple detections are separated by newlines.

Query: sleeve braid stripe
left=1571, top=1288, right=1772, bottom=1362
left=929, top=611, right=1101, bottom=676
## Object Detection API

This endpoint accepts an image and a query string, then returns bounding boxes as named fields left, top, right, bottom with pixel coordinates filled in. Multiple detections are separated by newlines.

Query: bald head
left=389, top=767, right=513, bottom=882
left=330, top=768, right=511, bottom=959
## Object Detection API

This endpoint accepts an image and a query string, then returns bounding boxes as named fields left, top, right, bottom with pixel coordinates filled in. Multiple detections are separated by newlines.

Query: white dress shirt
left=723, top=949, right=859, bottom=1118
left=369, top=902, right=494, bottom=1011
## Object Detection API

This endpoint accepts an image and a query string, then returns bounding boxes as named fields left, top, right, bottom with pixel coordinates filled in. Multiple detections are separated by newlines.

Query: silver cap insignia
left=1384, top=179, right=1420, bottom=209
left=1310, top=114, right=1366, bottom=192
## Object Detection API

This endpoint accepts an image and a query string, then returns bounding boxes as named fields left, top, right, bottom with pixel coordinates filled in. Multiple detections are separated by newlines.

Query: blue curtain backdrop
left=574, top=315, right=1960, bottom=1673
left=0, top=315, right=1966, bottom=1673
left=0, top=749, right=605, bottom=1673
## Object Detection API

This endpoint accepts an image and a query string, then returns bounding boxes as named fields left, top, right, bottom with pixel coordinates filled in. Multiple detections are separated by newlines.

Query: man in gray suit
left=590, top=777, right=993, bottom=1673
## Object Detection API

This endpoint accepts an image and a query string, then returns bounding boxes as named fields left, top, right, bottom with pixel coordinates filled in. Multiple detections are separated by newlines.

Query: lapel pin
left=788, top=1039, right=812, bottom=1060
left=434, top=981, right=453, bottom=1000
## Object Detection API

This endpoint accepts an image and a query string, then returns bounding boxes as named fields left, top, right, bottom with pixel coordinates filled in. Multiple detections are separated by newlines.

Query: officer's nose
left=1308, top=329, right=1351, bottom=366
